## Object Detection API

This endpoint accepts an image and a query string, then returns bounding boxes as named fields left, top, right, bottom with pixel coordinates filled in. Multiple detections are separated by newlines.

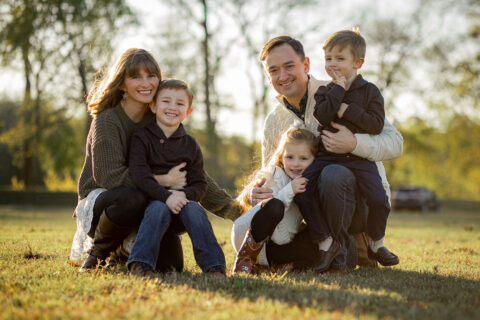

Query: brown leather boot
left=232, top=229, right=268, bottom=275
left=79, top=213, right=132, bottom=272
left=353, top=232, right=378, bottom=268
left=129, top=261, right=156, bottom=278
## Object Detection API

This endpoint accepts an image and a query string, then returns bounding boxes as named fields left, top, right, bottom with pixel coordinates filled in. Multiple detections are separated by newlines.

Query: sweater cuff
left=351, top=133, right=373, bottom=159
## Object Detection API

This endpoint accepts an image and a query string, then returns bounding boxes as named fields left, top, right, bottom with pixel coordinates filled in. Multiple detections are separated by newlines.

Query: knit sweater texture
left=77, top=104, right=242, bottom=221
left=77, top=104, right=154, bottom=200
left=261, top=75, right=404, bottom=197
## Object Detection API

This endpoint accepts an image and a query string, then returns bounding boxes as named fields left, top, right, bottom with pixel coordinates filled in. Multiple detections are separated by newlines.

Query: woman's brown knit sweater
left=77, top=104, right=242, bottom=221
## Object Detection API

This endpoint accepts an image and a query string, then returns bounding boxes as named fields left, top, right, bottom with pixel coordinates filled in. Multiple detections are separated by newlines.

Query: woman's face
left=282, top=141, right=314, bottom=179
left=122, top=68, right=159, bottom=106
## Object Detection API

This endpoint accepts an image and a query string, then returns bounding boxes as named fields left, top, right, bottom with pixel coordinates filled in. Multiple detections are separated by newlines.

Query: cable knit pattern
left=78, top=105, right=154, bottom=199
left=261, top=75, right=404, bottom=201
left=232, top=166, right=304, bottom=266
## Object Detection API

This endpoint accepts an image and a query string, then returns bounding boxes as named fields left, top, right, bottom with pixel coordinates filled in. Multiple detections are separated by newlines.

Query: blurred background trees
left=0, top=0, right=478, bottom=200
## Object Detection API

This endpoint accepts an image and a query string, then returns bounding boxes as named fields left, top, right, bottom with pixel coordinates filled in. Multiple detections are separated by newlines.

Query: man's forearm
left=351, top=119, right=403, bottom=162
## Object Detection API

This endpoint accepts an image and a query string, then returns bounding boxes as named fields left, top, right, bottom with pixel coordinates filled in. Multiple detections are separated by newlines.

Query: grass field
left=1, top=205, right=479, bottom=320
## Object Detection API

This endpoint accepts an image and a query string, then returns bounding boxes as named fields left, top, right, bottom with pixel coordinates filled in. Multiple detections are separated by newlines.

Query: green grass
left=1, top=206, right=479, bottom=320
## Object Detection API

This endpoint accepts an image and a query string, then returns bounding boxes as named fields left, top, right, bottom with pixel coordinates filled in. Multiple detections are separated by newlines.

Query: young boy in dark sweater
left=127, top=79, right=225, bottom=277
left=295, top=30, right=399, bottom=271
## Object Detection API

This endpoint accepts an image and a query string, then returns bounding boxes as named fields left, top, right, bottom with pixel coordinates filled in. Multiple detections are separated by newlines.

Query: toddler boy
left=295, top=30, right=399, bottom=272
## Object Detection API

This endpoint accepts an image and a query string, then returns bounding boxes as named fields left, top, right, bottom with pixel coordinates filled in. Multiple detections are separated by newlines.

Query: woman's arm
left=90, top=116, right=133, bottom=189
left=154, top=162, right=187, bottom=189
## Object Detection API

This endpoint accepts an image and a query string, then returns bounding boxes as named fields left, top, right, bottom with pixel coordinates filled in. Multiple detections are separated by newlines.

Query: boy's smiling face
left=150, top=88, right=192, bottom=131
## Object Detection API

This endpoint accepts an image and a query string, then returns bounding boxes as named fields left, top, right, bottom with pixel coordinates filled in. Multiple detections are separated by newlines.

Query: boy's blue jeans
left=127, top=200, right=225, bottom=273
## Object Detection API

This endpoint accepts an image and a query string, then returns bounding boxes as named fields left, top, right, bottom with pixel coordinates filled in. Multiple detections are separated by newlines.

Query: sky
left=0, top=0, right=469, bottom=141
left=115, top=0, right=470, bottom=140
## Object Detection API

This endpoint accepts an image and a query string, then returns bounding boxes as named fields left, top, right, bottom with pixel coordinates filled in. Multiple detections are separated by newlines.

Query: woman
left=70, top=48, right=241, bottom=272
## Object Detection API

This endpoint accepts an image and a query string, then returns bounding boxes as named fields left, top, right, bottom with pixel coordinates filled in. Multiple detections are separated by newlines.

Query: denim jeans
left=127, top=200, right=225, bottom=272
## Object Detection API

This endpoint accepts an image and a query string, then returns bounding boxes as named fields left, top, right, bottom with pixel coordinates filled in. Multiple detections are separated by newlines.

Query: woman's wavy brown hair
left=236, top=127, right=318, bottom=211
left=86, top=48, right=161, bottom=117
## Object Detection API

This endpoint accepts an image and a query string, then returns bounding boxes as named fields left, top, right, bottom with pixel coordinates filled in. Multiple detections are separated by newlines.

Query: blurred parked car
left=391, top=186, right=440, bottom=212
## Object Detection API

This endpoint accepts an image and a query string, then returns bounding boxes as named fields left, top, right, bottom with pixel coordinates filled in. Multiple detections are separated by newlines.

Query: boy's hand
left=337, top=103, right=349, bottom=118
left=291, top=176, right=308, bottom=194
left=166, top=190, right=189, bottom=214
left=328, top=68, right=347, bottom=89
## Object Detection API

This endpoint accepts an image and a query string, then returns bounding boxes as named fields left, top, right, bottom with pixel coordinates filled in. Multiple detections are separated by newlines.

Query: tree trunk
left=78, top=58, right=92, bottom=140
left=200, top=0, right=219, bottom=173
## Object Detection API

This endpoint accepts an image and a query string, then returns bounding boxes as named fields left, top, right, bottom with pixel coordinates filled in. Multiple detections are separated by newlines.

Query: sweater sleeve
left=342, top=84, right=384, bottom=134
left=261, top=113, right=278, bottom=168
left=351, top=117, right=404, bottom=161
left=183, top=141, right=207, bottom=201
left=90, top=115, right=134, bottom=189
left=270, top=168, right=295, bottom=208
left=129, top=131, right=172, bottom=202
left=313, top=84, right=345, bottom=127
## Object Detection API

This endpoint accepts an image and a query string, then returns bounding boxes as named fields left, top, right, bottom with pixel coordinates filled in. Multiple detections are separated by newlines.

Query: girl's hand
left=166, top=190, right=189, bottom=214
left=291, top=176, right=308, bottom=194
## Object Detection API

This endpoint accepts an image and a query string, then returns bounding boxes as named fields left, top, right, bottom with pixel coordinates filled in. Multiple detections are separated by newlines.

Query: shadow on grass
left=157, top=267, right=479, bottom=319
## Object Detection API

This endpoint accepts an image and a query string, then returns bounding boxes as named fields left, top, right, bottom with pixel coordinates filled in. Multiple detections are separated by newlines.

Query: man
left=252, top=36, right=403, bottom=271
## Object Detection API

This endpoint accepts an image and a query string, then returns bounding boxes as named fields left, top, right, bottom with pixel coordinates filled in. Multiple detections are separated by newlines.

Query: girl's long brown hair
left=86, top=48, right=161, bottom=117
left=236, top=127, right=318, bottom=211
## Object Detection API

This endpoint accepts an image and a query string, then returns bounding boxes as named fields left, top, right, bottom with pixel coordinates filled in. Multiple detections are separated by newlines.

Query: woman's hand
left=321, top=122, right=357, bottom=154
left=154, top=162, right=187, bottom=189
left=251, top=177, right=273, bottom=206
left=291, top=176, right=308, bottom=194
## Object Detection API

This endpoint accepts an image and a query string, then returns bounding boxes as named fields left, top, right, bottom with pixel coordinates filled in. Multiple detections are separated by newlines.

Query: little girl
left=231, top=126, right=317, bottom=275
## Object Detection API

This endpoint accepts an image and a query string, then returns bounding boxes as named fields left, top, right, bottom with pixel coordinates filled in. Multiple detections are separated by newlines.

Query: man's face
left=263, top=44, right=310, bottom=103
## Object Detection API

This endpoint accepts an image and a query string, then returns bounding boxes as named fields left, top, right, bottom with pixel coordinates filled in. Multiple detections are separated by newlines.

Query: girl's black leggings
left=250, top=197, right=319, bottom=266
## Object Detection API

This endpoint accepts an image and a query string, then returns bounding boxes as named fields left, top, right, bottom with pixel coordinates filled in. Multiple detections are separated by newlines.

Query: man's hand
left=291, top=176, right=308, bottom=194
left=155, top=162, right=187, bottom=189
left=250, top=177, right=273, bottom=206
left=166, top=190, right=189, bottom=214
left=322, top=122, right=357, bottom=154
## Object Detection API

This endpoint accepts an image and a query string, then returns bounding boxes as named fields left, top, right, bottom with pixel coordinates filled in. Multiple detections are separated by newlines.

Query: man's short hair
left=259, top=36, right=306, bottom=62
left=323, top=30, right=366, bottom=60
left=155, top=79, right=194, bottom=109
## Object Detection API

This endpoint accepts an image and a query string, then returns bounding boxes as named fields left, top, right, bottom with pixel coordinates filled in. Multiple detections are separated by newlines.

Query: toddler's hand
left=166, top=190, right=189, bottom=214
left=291, top=176, right=308, bottom=194
left=329, top=68, right=347, bottom=89
left=337, top=103, right=349, bottom=118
